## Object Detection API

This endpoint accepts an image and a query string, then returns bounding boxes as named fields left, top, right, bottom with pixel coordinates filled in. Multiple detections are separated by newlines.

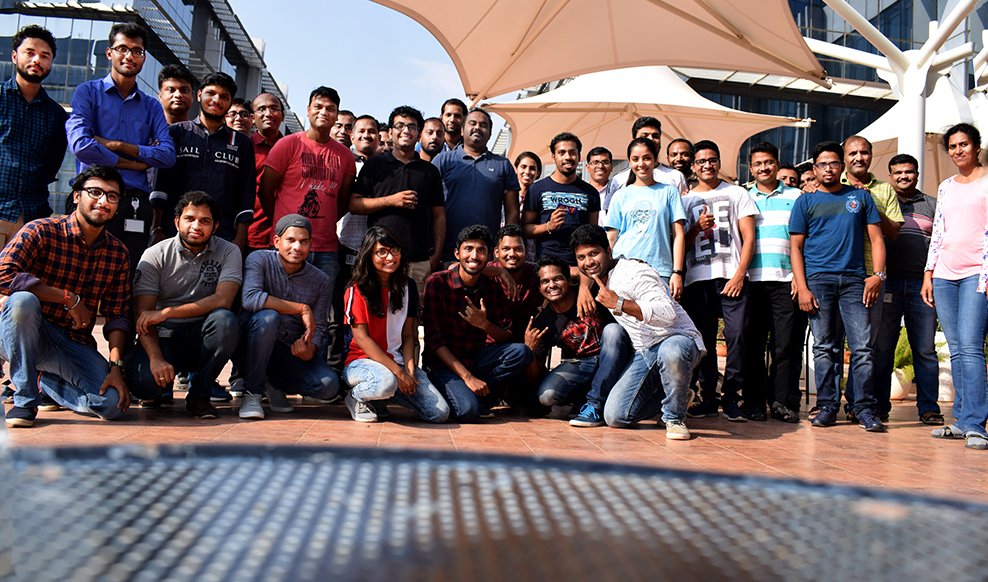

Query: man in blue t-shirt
left=789, top=141, right=887, bottom=432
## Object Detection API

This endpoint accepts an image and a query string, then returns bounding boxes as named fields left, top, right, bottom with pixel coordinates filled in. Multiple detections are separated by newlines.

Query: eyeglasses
left=814, top=161, right=842, bottom=170
left=392, top=122, right=419, bottom=133
left=694, top=158, right=720, bottom=166
left=81, top=187, right=120, bottom=204
left=373, top=247, right=402, bottom=258
left=587, top=160, right=612, bottom=167
left=255, top=105, right=282, bottom=115
left=750, top=160, right=777, bottom=169
left=226, top=110, right=251, bottom=119
left=109, top=45, right=145, bottom=58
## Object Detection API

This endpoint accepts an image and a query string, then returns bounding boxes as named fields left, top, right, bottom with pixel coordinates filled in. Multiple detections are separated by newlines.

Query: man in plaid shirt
left=422, top=224, right=533, bottom=422
left=0, top=165, right=133, bottom=428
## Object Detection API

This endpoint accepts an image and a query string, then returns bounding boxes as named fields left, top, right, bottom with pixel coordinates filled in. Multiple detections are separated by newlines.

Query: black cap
left=275, top=214, right=311, bottom=237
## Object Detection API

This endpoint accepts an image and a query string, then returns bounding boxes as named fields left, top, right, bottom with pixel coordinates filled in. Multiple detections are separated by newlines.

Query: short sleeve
left=735, top=187, right=760, bottom=218
left=341, top=146, right=357, bottom=178
left=668, top=187, right=687, bottom=223
left=864, top=194, right=881, bottom=225
left=503, top=160, right=521, bottom=191
left=133, top=247, right=161, bottom=296
left=523, top=181, right=541, bottom=213
left=264, top=135, right=294, bottom=175
left=881, top=188, right=903, bottom=222
left=426, top=165, right=444, bottom=207
left=352, top=158, right=374, bottom=197
left=586, top=183, right=601, bottom=212
left=603, top=188, right=625, bottom=230
left=344, top=285, right=371, bottom=325
left=218, top=244, right=243, bottom=285
left=789, top=197, right=808, bottom=234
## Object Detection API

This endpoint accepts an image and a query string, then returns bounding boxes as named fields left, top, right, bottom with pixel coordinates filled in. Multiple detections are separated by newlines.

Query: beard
left=16, top=63, right=49, bottom=84
left=201, top=109, right=225, bottom=122
left=81, top=209, right=111, bottom=228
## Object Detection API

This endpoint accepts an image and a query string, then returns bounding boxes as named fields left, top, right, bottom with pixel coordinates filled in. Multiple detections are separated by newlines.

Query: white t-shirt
left=609, top=164, right=687, bottom=196
left=681, top=181, right=759, bottom=286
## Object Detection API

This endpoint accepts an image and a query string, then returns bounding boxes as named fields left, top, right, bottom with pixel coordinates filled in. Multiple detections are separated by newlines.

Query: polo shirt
left=134, top=234, right=243, bottom=326
left=747, top=181, right=802, bottom=282
left=840, top=171, right=902, bottom=272
left=789, top=185, right=880, bottom=278
left=524, top=176, right=600, bottom=265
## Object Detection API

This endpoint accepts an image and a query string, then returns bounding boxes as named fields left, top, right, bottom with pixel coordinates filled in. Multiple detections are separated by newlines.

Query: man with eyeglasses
left=789, top=141, right=887, bottom=432
left=330, top=110, right=355, bottom=149
left=225, top=98, right=254, bottom=135
left=680, top=140, right=759, bottom=423
left=66, top=23, right=176, bottom=278
left=246, top=93, right=286, bottom=257
left=584, top=147, right=619, bottom=226
left=1, top=165, right=133, bottom=428
left=608, top=117, right=687, bottom=194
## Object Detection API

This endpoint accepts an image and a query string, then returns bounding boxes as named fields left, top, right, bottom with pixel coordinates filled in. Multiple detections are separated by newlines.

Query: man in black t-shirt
left=524, top=255, right=631, bottom=427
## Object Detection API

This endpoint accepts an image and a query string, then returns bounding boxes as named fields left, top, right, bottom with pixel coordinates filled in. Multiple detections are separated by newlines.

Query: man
left=680, top=140, right=758, bottom=422
left=743, top=142, right=805, bottom=423
left=225, top=97, right=253, bottom=134
left=348, top=106, right=445, bottom=301
left=149, top=72, right=255, bottom=249
left=378, top=123, right=392, bottom=154
left=873, top=154, right=943, bottom=425
left=525, top=254, right=631, bottom=427
left=157, top=64, right=196, bottom=125
left=0, top=25, right=67, bottom=245
left=246, top=93, right=285, bottom=256
left=330, top=110, right=355, bottom=148
left=440, top=98, right=466, bottom=151
left=571, top=224, right=704, bottom=439
left=667, top=138, right=696, bottom=188
left=66, top=22, right=176, bottom=276
left=418, top=117, right=445, bottom=163
left=337, top=115, right=380, bottom=264
left=487, top=224, right=543, bottom=344
left=127, top=191, right=241, bottom=419
left=789, top=141, right=887, bottom=432
left=0, top=165, right=132, bottom=428
left=433, top=109, right=520, bottom=261
left=235, top=215, right=338, bottom=420
left=778, top=163, right=799, bottom=189
left=609, top=118, right=687, bottom=194
left=797, top=162, right=819, bottom=192
left=422, top=224, right=533, bottom=422
left=585, top=147, right=619, bottom=225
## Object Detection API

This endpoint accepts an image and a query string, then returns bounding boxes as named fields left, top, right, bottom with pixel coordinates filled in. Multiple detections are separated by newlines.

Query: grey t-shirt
left=134, top=234, right=243, bottom=326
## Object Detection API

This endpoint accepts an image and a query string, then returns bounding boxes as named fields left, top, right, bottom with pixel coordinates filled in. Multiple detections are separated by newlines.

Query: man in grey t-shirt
left=127, top=191, right=242, bottom=419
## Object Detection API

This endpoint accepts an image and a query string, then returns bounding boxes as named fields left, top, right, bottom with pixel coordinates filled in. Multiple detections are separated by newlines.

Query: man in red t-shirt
left=245, top=92, right=285, bottom=256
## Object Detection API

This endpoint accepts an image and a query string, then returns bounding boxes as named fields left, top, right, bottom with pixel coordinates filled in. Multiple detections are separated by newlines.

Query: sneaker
left=1, top=383, right=13, bottom=405
left=302, top=394, right=341, bottom=404
left=5, top=405, right=37, bottom=428
left=569, top=403, right=604, bottom=427
left=38, top=392, right=62, bottom=412
left=266, top=385, right=295, bottom=413
left=858, top=410, right=885, bottom=432
left=721, top=400, right=747, bottom=423
left=139, top=396, right=162, bottom=409
left=810, top=406, right=838, bottom=427
left=478, top=409, right=495, bottom=419
left=344, top=390, right=378, bottom=422
left=175, top=372, right=190, bottom=391
left=370, top=401, right=391, bottom=420
left=209, top=383, right=232, bottom=402
left=687, top=397, right=719, bottom=418
left=239, top=393, right=264, bottom=420
left=229, top=377, right=245, bottom=398
left=964, top=433, right=988, bottom=450
left=160, top=391, right=174, bottom=405
left=186, top=398, right=217, bottom=419
left=665, top=419, right=691, bottom=440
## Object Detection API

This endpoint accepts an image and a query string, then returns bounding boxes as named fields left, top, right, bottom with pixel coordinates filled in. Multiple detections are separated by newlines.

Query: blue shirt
left=524, top=176, right=600, bottom=265
left=66, top=74, right=175, bottom=192
left=604, top=183, right=685, bottom=277
left=0, top=77, right=68, bottom=221
left=433, top=144, right=520, bottom=258
left=789, top=185, right=880, bottom=278
left=242, top=250, right=332, bottom=349
left=747, top=181, right=802, bottom=282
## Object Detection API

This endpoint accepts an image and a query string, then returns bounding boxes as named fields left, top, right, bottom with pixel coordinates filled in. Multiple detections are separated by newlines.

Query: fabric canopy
left=484, top=66, right=811, bottom=180
left=370, top=0, right=830, bottom=103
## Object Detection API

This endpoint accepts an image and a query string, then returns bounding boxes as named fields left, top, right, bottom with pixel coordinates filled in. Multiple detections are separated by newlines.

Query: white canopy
left=370, top=0, right=830, bottom=104
left=484, top=66, right=811, bottom=180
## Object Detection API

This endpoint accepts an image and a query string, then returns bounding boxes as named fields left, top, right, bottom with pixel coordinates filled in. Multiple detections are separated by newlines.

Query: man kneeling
left=571, top=224, right=704, bottom=439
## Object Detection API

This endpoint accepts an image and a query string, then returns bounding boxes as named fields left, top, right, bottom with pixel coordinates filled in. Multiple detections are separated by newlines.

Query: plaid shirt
left=0, top=77, right=68, bottom=222
left=488, top=261, right=545, bottom=343
left=0, top=213, right=131, bottom=347
left=422, top=266, right=512, bottom=372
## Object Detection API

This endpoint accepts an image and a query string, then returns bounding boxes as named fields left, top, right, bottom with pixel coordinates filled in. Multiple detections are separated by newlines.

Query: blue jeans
left=681, top=278, right=749, bottom=404
left=603, top=334, right=700, bottom=427
left=874, top=278, right=940, bottom=417
left=0, top=292, right=123, bottom=418
left=429, top=343, right=533, bottom=423
left=842, top=281, right=884, bottom=411
left=932, top=276, right=988, bottom=437
left=806, top=274, right=877, bottom=415
left=343, top=358, right=450, bottom=423
left=232, top=310, right=339, bottom=400
left=538, top=323, right=631, bottom=409
left=127, top=309, right=240, bottom=400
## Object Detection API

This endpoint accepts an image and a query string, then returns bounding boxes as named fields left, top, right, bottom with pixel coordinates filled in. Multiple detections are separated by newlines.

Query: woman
left=921, top=123, right=988, bottom=450
left=342, top=226, right=449, bottom=423
left=603, top=137, right=687, bottom=298
left=514, top=152, right=542, bottom=263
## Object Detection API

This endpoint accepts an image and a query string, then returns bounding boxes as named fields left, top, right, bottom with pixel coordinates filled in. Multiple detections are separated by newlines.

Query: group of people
left=1, top=23, right=986, bottom=449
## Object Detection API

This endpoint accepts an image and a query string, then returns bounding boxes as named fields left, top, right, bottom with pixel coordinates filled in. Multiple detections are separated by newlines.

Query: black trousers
left=742, top=281, right=807, bottom=411
left=681, top=278, right=749, bottom=403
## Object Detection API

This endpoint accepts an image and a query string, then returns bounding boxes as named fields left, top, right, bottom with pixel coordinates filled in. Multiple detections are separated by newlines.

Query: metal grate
left=4, top=445, right=987, bottom=582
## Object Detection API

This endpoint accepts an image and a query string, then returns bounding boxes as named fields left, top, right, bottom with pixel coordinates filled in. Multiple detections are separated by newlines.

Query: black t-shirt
left=532, top=297, right=614, bottom=360
left=353, top=151, right=445, bottom=262
left=524, top=176, right=600, bottom=266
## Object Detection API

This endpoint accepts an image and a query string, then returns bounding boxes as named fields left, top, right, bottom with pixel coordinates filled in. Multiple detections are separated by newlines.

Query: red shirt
left=343, top=281, right=418, bottom=366
left=247, top=131, right=281, bottom=248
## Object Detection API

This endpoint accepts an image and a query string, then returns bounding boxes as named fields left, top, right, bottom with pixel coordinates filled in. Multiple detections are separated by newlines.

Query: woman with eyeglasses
left=341, top=226, right=450, bottom=423
left=921, top=123, right=988, bottom=450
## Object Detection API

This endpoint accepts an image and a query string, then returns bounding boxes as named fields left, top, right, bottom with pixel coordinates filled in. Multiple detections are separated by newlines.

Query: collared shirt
left=747, top=181, right=802, bottom=282
left=248, top=131, right=282, bottom=248
left=66, top=74, right=175, bottom=192
left=242, top=249, right=332, bottom=349
left=422, top=266, right=512, bottom=371
left=0, top=77, right=68, bottom=221
left=488, top=261, right=544, bottom=343
left=433, top=144, right=520, bottom=258
left=0, top=213, right=131, bottom=347
left=886, top=190, right=935, bottom=280
left=134, top=233, right=242, bottom=326
left=840, top=170, right=902, bottom=273
left=150, top=118, right=256, bottom=241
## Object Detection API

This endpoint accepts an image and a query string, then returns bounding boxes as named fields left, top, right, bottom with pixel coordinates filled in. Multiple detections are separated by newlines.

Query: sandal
left=930, top=425, right=964, bottom=439
left=964, top=433, right=988, bottom=450
left=919, top=411, right=945, bottom=426
left=771, top=402, right=800, bottom=424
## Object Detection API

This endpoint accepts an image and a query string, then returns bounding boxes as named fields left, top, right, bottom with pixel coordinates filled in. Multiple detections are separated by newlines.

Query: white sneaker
left=265, top=384, right=294, bottom=413
left=344, top=391, right=378, bottom=423
left=665, top=419, right=691, bottom=440
left=229, top=377, right=245, bottom=398
left=238, top=393, right=264, bottom=420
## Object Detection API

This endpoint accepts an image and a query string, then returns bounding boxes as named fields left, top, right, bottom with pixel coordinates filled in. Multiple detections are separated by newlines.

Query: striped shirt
left=747, top=182, right=801, bottom=282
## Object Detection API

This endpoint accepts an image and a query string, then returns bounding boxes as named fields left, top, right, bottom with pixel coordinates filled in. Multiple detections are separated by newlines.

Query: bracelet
left=546, top=223, right=553, bottom=234
left=672, top=269, right=685, bottom=276
left=63, top=289, right=70, bottom=308
left=64, top=293, right=81, bottom=311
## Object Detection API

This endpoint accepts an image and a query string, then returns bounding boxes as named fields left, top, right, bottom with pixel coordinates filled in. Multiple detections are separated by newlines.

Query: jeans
left=603, top=334, right=700, bottom=427
left=0, top=293, right=123, bottom=418
left=874, top=278, right=941, bottom=417
left=537, top=323, right=631, bottom=409
left=127, top=309, right=240, bottom=400
left=429, top=343, right=533, bottom=423
left=681, top=278, right=749, bottom=404
left=343, top=358, right=450, bottom=423
left=843, top=281, right=884, bottom=411
left=743, top=281, right=806, bottom=411
left=310, top=249, right=342, bottom=366
left=932, top=276, right=988, bottom=437
left=805, top=274, right=877, bottom=415
left=232, top=310, right=339, bottom=400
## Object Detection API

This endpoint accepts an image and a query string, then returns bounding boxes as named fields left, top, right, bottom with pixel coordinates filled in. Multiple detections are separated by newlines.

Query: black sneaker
left=721, top=400, right=747, bottom=422
left=858, top=410, right=885, bottom=432
left=139, top=396, right=162, bottom=409
left=5, top=405, right=37, bottom=428
left=38, top=392, right=62, bottom=412
left=687, top=397, right=719, bottom=418
left=186, top=398, right=218, bottom=419
left=209, top=383, right=232, bottom=402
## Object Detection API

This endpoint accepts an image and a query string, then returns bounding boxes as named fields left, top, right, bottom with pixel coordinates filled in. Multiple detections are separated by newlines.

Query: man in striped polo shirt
left=742, top=143, right=805, bottom=423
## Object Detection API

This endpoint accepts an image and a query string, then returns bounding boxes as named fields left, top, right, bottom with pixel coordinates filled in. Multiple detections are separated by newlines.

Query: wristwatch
left=872, top=270, right=887, bottom=282
left=613, top=297, right=625, bottom=316
left=109, top=360, right=126, bottom=373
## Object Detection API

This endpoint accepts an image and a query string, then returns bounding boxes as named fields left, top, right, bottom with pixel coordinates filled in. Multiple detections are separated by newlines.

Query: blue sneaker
left=569, top=403, right=604, bottom=427
left=721, top=399, right=747, bottom=423
left=687, top=397, right=719, bottom=418
left=857, top=410, right=885, bottom=432
left=810, top=406, right=838, bottom=427
left=209, top=383, right=232, bottom=402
